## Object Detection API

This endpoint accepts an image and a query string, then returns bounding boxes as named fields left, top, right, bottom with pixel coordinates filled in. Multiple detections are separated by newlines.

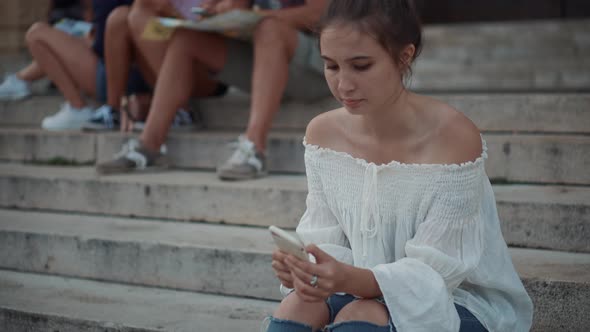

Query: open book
left=142, top=9, right=263, bottom=41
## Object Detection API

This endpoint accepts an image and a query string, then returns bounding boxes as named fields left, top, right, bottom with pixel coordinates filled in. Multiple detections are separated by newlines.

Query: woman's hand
left=271, top=249, right=294, bottom=288
left=285, top=244, right=349, bottom=303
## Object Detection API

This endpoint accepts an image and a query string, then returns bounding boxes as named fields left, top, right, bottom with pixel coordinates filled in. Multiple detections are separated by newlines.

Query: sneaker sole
left=42, top=119, right=94, bottom=131
left=96, top=164, right=169, bottom=176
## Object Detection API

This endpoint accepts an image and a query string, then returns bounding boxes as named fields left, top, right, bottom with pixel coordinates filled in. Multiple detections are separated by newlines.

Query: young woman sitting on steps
left=266, top=1, right=533, bottom=331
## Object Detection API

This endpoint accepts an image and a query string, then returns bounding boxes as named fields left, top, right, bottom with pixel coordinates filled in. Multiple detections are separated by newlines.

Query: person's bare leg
left=140, top=29, right=226, bottom=151
left=16, top=61, right=45, bottom=82
left=128, top=0, right=176, bottom=83
left=333, top=300, right=390, bottom=326
left=105, top=6, right=133, bottom=109
left=25, top=22, right=98, bottom=108
left=272, top=292, right=329, bottom=331
left=246, top=18, right=298, bottom=152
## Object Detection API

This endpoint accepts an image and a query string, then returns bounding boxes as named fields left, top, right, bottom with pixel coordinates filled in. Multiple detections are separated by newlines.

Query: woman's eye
left=353, top=63, right=372, bottom=71
left=325, top=64, right=339, bottom=71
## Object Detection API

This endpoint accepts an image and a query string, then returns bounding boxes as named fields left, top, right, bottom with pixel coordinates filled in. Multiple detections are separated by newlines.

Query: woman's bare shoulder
left=423, top=99, right=483, bottom=164
left=305, top=107, right=347, bottom=148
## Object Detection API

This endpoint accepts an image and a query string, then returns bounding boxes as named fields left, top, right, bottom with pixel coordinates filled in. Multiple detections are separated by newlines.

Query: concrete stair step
left=2, top=92, right=588, bottom=133
left=0, top=165, right=588, bottom=252
left=197, top=91, right=590, bottom=133
left=2, top=20, right=588, bottom=72
left=409, top=67, right=589, bottom=91
left=0, top=129, right=588, bottom=185
left=0, top=209, right=588, bottom=331
left=424, top=18, right=590, bottom=52
left=0, top=270, right=275, bottom=332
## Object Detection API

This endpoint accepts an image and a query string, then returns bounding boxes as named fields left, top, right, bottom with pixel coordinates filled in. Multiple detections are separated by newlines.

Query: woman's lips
left=342, top=99, right=363, bottom=107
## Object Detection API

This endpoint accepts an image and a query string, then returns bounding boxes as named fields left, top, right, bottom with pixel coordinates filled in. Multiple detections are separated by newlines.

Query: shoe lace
left=114, top=139, right=137, bottom=159
left=113, top=139, right=147, bottom=169
left=227, top=137, right=255, bottom=165
left=113, top=139, right=167, bottom=170
left=92, top=106, right=114, bottom=128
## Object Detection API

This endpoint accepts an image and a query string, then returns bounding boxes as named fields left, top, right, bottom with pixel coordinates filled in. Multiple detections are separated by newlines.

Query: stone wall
left=0, top=1, right=49, bottom=52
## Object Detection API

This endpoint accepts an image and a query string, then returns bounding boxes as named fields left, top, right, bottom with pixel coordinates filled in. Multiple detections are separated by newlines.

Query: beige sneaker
left=217, top=135, right=267, bottom=181
left=96, top=139, right=167, bottom=175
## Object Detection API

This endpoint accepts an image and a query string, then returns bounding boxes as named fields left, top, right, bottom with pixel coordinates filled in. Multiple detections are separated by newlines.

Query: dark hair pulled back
left=318, top=0, right=422, bottom=76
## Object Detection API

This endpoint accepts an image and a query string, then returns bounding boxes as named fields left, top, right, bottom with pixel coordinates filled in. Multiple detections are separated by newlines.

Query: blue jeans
left=265, top=294, right=488, bottom=332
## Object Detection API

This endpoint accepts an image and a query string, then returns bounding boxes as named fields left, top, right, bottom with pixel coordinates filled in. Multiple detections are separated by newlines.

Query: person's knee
left=128, top=0, right=165, bottom=33
left=254, top=18, right=297, bottom=55
left=273, top=292, right=329, bottom=329
left=107, top=6, right=131, bottom=31
left=333, top=300, right=389, bottom=326
left=25, top=22, right=51, bottom=45
left=254, top=18, right=289, bottom=44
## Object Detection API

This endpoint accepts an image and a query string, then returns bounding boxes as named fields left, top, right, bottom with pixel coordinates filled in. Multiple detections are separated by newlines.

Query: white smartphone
left=269, top=225, right=309, bottom=262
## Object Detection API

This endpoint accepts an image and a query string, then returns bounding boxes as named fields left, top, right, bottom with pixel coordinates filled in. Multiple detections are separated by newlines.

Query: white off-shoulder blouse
left=295, top=138, right=534, bottom=332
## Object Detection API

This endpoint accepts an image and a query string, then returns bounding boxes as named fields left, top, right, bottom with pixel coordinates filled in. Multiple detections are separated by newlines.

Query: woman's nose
left=337, top=73, right=355, bottom=93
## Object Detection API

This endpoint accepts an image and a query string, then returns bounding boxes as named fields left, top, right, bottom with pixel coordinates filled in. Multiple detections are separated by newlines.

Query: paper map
left=142, top=10, right=263, bottom=41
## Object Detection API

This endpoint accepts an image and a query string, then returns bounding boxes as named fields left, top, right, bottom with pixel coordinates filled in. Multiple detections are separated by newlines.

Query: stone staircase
left=0, top=19, right=589, bottom=332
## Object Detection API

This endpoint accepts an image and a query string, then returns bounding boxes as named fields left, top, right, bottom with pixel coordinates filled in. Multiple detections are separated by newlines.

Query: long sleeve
left=296, top=148, right=352, bottom=264
left=371, top=166, right=485, bottom=332
left=278, top=148, right=352, bottom=297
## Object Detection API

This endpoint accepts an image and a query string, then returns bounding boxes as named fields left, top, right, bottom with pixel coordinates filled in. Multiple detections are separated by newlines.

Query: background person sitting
left=97, top=0, right=331, bottom=179
left=0, top=0, right=90, bottom=101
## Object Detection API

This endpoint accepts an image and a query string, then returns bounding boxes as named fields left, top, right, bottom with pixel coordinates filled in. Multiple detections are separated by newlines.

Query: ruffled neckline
left=303, top=135, right=488, bottom=172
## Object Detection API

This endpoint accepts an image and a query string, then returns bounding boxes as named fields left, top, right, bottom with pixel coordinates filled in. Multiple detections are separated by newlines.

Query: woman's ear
left=400, top=44, right=416, bottom=67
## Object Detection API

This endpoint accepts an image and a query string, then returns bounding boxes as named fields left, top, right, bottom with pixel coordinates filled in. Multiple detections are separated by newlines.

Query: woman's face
left=320, top=23, right=405, bottom=115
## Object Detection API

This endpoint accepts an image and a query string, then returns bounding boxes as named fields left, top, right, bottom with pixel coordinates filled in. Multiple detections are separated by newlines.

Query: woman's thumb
left=306, top=244, right=331, bottom=263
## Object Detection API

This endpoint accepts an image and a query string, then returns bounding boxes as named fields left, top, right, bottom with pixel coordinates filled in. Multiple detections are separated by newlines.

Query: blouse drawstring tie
left=360, top=163, right=380, bottom=258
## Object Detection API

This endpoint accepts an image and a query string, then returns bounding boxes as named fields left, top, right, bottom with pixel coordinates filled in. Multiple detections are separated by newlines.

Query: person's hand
left=205, top=0, right=251, bottom=15
left=201, top=0, right=221, bottom=12
left=285, top=244, right=348, bottom=303
left=271, top=249, right=294, bottom=288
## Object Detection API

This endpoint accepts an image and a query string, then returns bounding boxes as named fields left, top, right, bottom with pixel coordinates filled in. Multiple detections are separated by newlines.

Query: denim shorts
left=95, top=59, right=152, bottom=103
left=265, top=293, right=488, bottom=332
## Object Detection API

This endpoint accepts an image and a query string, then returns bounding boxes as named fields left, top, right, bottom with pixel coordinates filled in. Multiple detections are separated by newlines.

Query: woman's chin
left=343, top=103, right=366, bottom=115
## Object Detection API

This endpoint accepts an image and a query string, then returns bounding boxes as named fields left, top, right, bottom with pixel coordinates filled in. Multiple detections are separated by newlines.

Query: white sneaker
left=41, top=103, right=94, bottom=131
left=0, top=74, right=31, bottom=101
left=217, top=135, right=267, bottom=181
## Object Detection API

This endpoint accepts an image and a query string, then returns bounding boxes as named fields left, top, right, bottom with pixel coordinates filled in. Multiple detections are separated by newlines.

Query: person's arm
left=272, top=118, right=353, bottom=299
left=257, top=0, right=328, bottom=31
